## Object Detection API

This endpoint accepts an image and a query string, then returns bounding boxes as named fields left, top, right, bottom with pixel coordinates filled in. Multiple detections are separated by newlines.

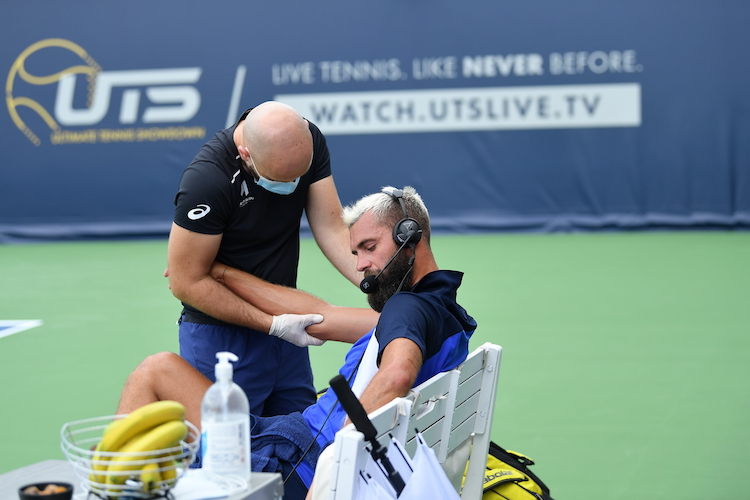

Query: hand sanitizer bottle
left=200, top=351, right=251, bottom=481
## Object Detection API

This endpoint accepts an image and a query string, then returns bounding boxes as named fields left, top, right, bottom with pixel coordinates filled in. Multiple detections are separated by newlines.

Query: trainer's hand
left=269, top=314, right=326, bottom=347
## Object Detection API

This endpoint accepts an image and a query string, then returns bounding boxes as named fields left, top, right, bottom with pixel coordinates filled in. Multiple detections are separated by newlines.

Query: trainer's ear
left=236, top=145, right=251, bottom=161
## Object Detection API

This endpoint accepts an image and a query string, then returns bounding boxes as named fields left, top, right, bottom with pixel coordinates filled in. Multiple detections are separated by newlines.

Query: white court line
left=0, top=320, right=43, bottom=339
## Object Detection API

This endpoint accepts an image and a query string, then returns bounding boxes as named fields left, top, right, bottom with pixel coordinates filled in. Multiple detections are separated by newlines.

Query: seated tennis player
left=116, top=186, right=477, bottom=500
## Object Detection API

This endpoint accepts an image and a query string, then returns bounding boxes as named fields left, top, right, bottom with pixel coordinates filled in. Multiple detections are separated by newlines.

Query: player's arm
left=356, top=338, right=422, bottom=415
left=167, top=222, right=274, bottom=332
left=306, top=176, right=362, bottom=287
left=212, top=262, right=379, bottom=343
left=305, top=339, right=421, bottom=500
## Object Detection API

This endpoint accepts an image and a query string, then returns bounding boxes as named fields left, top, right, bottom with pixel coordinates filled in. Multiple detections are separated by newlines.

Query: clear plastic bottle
left=200, top=351, right=251, bottom=480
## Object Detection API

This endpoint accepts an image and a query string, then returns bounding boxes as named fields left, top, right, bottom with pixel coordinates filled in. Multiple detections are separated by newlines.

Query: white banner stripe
left=276, top=83, right=641, bottom=134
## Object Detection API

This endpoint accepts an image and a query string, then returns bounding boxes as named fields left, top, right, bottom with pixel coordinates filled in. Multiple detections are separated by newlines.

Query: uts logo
left=187, top=204, right=211, bottom=220
left=6, top=38, right=204, bottom=146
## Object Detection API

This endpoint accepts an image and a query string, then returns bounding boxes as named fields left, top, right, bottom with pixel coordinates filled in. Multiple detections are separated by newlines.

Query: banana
left=140, top=462, right=162, bottom=492
left=89, top=441, right=109, bottom=485
left=90, top=419, right=125, bottom=484
left=99, top=401, right=186, bottom=452
left=159, top=458, right=178, bottom=484
left=91, top=401, right=185, bottom=486
left=106, top=419, right=188, bottom=485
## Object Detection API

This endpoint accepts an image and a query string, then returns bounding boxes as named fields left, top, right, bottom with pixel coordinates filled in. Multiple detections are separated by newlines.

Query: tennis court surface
left=1, top=231, right=748, bottom=499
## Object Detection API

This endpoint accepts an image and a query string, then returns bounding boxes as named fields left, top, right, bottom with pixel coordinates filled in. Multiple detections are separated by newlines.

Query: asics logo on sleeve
left=187, top=204, right=211, bottom=220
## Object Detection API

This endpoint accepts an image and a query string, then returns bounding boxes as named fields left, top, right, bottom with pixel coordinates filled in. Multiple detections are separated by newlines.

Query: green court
left=1, top=231, right=748, bottom=499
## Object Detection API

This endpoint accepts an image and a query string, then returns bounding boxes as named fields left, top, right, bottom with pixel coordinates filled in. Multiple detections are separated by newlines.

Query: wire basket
left=60, top=415, right=200, bottom=499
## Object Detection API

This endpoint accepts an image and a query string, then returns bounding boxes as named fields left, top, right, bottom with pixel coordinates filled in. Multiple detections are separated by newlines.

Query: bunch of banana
left=90, top=400, right=188, bottom=494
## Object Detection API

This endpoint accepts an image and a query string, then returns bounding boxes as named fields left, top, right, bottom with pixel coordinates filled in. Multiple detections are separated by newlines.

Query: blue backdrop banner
left=1, top=0, right=748, bottom=242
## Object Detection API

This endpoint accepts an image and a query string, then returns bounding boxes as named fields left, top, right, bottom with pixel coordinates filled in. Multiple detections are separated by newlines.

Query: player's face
left=350, top=211, right=413, bottom=312
left=350, top=211, right=395, bottom=277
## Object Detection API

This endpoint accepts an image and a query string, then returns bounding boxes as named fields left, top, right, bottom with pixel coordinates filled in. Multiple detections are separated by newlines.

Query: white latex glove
left=269, top=313, right=325, bottom=347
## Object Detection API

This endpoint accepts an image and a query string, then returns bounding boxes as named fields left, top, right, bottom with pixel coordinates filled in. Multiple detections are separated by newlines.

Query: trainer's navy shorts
left=179, top=318, right=316, bottom=417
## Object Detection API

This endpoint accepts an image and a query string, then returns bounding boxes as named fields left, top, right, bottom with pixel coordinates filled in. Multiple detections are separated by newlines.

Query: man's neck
left=410, top=248, right=439, bottom=285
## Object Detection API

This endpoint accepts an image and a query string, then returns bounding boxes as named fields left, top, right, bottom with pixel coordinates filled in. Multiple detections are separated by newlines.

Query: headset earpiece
left=383, top=187, right=422, bottom=248
left=393, top=218, right=422, bottom=247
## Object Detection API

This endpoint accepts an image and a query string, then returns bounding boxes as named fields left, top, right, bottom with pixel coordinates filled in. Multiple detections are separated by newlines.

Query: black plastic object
left=18, top=482, right=73, bottom=500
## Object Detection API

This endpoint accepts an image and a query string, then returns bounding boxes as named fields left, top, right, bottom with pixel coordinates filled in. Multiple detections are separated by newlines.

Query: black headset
left=359, top=187, right=423, bottom=294
left=388, top=187, right=423, bottom=249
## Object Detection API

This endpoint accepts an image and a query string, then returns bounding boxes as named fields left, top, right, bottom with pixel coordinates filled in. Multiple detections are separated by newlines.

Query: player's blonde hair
left=342, top=186, right=431, bottom=243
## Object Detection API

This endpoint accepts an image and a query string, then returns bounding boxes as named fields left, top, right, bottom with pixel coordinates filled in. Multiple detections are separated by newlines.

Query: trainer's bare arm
left=167, top=223, right=274, bottom=332
left=211, top=262, right=379, bottom=344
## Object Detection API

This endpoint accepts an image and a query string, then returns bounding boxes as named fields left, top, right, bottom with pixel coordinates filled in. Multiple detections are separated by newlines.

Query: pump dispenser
left=200, top=351, right=251, bottom=480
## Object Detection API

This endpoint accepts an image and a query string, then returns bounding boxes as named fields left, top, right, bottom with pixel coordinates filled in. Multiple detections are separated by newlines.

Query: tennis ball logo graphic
left=6, top=38, right=101, bottom=146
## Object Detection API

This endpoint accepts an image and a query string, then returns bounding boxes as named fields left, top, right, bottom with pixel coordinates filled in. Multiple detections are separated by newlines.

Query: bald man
left=168, top=101, right=361, bottom=417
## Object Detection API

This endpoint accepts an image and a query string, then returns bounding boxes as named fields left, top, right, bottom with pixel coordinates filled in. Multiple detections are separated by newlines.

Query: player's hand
left=269, top=314, right=326, bottom=347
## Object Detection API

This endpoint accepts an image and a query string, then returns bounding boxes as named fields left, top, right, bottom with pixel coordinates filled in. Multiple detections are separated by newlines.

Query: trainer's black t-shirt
left=173, top=108, right=331, bottom=325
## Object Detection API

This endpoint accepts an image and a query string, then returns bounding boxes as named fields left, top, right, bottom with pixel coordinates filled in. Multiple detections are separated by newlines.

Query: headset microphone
left=359, top=275, right=378, bottom=294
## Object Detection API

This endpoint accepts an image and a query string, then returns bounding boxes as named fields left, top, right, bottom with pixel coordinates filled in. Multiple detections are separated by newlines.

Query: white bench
left=326, top=342, right=502, bottom=500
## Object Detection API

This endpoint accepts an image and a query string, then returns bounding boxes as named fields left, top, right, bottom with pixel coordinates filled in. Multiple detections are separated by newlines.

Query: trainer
left=167, top=101, right=360, bottom=418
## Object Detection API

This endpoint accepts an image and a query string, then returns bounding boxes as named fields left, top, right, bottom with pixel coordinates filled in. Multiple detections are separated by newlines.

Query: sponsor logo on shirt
left=187, top=204, right=211, bottom=220
left=239, top=180, right=254, bottom=207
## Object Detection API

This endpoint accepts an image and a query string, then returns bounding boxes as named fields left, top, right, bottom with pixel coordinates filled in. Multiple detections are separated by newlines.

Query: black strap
left=488, top=441, right=553, bottom=498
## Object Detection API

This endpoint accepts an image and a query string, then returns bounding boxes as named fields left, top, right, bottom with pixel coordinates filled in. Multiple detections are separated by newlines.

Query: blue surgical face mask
left=246, top=154, right=300, bottom=195
left=255, top=175, right=300, bottom=195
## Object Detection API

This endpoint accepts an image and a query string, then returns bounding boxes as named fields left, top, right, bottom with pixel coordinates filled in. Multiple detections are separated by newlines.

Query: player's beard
left=366, top=251, right=413, bottom=313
